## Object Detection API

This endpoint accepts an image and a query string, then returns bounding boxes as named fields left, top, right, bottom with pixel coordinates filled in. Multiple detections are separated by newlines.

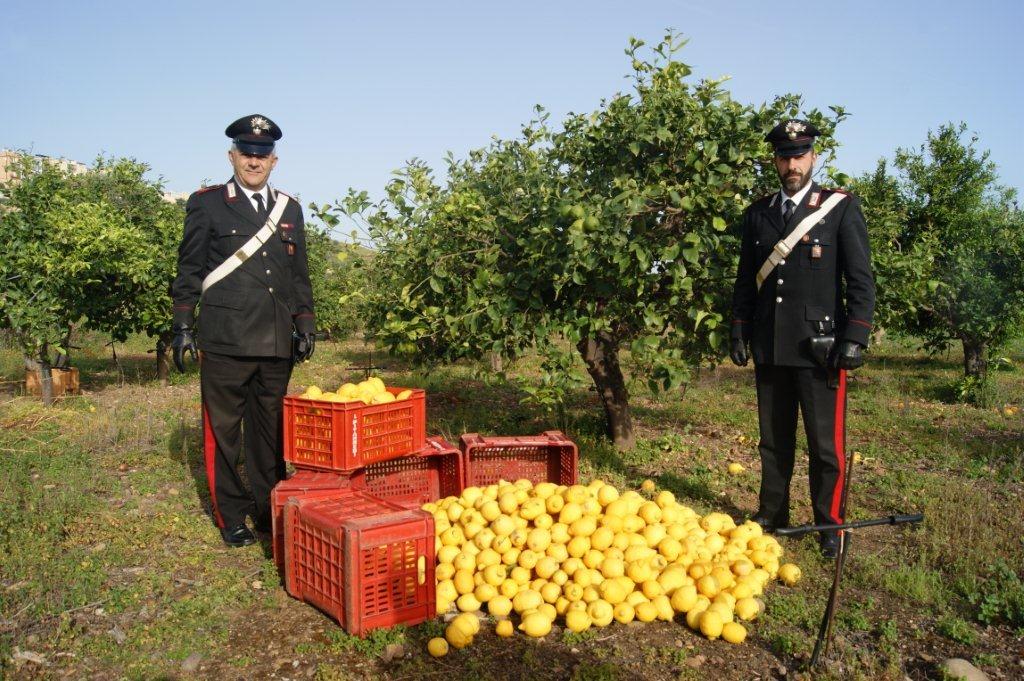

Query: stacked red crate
left=459, top=430, right=579, bottom=488
left=283, top=490, right=436, bottom=635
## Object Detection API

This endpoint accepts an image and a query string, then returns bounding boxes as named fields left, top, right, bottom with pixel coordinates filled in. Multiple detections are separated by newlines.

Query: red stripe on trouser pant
left=202, top=402, right=225, bottom=528
left=829, top=369, right=848, bottom=524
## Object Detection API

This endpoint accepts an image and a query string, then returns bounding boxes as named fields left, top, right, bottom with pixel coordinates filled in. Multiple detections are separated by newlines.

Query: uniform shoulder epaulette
left=194, top=184, right=224, bottom=195
left=272, top=188, right=294, bottom=200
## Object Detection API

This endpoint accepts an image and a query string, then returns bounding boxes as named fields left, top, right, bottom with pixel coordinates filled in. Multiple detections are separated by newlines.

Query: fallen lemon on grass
left=778, top=563, right=801, bottom=586
left=427, top=637, right=449, bottom=657
left=728, top=463, right=745, bottom=475
left=427, top=477, right=798, bottom=650
left=519, top=612, right=553, bottom=638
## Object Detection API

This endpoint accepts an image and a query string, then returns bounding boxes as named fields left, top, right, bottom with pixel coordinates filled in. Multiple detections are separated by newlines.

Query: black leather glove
left=833, top=340, right=865, bottom=370
left=293, top=332, right=316, bottom=362
left=171, top=324, right=198, bottom=373
left=730, top=338, right=749, bottom=367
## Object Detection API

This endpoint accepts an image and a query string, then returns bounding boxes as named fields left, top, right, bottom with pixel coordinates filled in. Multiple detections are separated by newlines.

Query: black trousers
left=200, top=352, right=292, bottom=528
left=754, top=364, right=848, bottom=527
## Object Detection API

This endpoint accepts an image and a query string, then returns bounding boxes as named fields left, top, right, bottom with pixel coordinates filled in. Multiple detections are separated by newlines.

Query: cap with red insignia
left=225, top=114, right=282, bottom=156
left=765, top=119, right=821, bottom=157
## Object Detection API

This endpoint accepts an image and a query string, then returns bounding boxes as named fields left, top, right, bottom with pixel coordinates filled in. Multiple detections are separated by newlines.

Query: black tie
left=783, top=198, right=796, bottom=225
left=253, top=192, right=267, bottom=222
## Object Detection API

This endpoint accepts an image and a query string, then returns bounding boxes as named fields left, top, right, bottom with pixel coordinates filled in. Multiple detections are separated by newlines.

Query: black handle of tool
left=775, top=513, right=924, bottom=537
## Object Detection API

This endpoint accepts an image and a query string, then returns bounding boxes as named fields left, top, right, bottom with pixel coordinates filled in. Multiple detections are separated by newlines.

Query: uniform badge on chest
left=279, top=222, right=296, bottom=256
left=811, top=245, right=822, bottom=259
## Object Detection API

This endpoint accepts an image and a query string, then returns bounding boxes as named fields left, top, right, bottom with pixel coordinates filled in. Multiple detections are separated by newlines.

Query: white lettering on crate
left=351, top=413, right=358, bottom=456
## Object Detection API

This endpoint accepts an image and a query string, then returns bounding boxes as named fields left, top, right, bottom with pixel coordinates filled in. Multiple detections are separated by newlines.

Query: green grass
left=1, top=330, right=1023, bottom=679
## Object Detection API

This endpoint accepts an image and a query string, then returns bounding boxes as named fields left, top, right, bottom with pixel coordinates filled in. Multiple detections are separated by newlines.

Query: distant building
left=0, top=149, right=89, bottom=186
left=0, top=150, right=183, bottom=203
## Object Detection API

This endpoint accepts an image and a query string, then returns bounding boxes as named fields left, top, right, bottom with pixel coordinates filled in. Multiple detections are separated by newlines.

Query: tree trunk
left=26, top=347, right=55, bottom=406
left=489, top=352, right=503, bottom=373
left=577, top=332, right=635, bottom=450
left=156, top=333, right=172, bottom=386
left=962, top=338, right=987, bottom=382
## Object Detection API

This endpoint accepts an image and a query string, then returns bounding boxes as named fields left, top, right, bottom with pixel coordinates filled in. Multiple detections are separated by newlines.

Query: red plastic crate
left=460, top=430, right=579, bottom=488
left=270, top=471, right=359, bottom=574
left=283, top=387, right=426, bottom=472
left=283, top=491, right=435, bottom=636
left=354, top=436, right=463, bottom=509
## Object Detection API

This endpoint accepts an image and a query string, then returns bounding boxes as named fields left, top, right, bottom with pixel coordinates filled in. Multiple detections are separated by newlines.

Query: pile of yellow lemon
left=422, top=478, right=802, bottom=656
left=299, top=377, right=413, bottom=405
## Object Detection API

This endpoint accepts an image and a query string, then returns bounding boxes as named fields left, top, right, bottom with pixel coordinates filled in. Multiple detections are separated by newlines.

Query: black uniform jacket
left=171, top=179, right=316, bottom=359
left=730, top=182, right=875, bottom=367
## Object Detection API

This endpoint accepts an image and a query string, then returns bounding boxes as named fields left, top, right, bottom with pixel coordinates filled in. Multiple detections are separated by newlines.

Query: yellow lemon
left=396, top=389, right=413, bottom=400
left=427, top=637, right=449, bottom=657
left=498, top=493, right=519, bottom=515
left=590, top=526, right=614, bottom=551
left=306, top=385, right=323, bottom=399
left=599, top=579, right=627, bottom=605
left=653, top=594, right=674, bottom=621
left=696, top=575, right=719, bottom=598
left=453, top=569, right=475, bottom=595
left=778, top=563, right=801, bottom=586
left=445, top=623, right=472, bottom=649
left=587, top=599, right=614, bottom=627
left=474, top=583, right=497, bottom=604
left=489, top=595, right=513, bottom=617
left=641, top=479, right=656, bottom=493
left=436, top=579, right=458, bottom=604
left=495, top=618, right=514, bottom=637
left=541, top=581, right=562, bottom=604
left=613, top=602, right=635, bottom=624
left=597, top=484, right=620, bottom=506
left=699, top=610, right=724, bottom=639
left=671, top=584, right=699, bottom=613
left=456, top=593, right=481, bottom=612
left=527, top=528, right=551, bottom=553
left=601, top=557, right=625, bottom=579
left=565, top=608, right=592, bottom=633
left=722, top=621, right=747, bottom=644
left=635, top=601, right=658, bottom=622
left=728, top=462, right=745, bottom=475
left=519, top=612, right=552, bottom=638
left=513, top=589, right=543, bottom=613
left=735, top=597, right=760, bottom=621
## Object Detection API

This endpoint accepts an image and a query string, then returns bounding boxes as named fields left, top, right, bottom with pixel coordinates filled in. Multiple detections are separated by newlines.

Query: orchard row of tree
left=329, top=34, right=1024, bottom=447
left=2, top=33, right=1020, bottom=441
left=0, top=156, right=361, bottom=403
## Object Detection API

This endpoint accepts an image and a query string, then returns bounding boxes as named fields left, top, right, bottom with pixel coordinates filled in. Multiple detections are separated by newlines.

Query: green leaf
left=712, top=216, right=727, bottom=231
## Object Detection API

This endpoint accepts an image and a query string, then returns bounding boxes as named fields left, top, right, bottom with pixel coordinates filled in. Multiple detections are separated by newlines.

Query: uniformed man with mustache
left=170, top=115, right=316, bottom=547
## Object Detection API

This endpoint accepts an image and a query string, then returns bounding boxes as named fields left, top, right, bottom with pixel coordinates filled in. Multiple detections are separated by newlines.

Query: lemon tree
left=853, top=123, right=1024, bottom=404
left=337, top=33, right=843, bottom=448
left=0, top=155, right=183, bottom=398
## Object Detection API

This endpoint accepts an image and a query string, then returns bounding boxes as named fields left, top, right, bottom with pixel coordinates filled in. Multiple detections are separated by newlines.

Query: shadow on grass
left=166, top=415, right=280, bottom=560
left=167, top=415, right=218, bottom=525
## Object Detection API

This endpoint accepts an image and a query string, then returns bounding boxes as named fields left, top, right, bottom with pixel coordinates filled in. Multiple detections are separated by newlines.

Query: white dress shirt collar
left=233, top=177, right=270, bottom=212
left=779, top=181, right=813, bottom=214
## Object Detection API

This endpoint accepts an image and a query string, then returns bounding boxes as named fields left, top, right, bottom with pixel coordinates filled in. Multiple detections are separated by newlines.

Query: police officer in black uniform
left=730, top=120, right=875, bottom=557
left=170, top=114, right=316, bottom=547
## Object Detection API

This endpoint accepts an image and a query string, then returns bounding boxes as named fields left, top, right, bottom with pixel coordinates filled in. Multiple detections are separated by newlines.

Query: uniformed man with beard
left=729, top=119, right=875, bottom=557
left=170, top=114, right=316, bottom=547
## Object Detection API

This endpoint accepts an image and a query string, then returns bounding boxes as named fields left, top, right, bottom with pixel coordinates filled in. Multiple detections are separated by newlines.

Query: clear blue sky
left=3, top=0, right=1021, bottom=233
